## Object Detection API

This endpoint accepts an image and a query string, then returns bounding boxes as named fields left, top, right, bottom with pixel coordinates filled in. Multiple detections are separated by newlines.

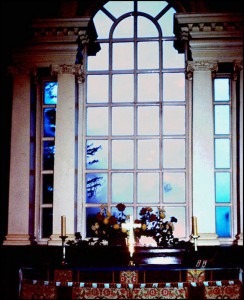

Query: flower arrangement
left=90, top=203, right=129, bottom=245
left=134, top=207, right=178, bottom=247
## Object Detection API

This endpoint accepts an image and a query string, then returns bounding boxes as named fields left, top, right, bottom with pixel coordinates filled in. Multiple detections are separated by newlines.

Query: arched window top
left=93, top=0, right=176, bottom=39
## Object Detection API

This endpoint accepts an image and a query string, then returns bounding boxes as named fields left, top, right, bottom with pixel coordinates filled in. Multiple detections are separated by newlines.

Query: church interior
left=0, top=0, right=243, bottom=299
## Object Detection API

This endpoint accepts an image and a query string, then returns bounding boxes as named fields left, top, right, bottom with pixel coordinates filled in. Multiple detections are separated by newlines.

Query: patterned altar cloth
left=20, top=279, right=242, bottom=299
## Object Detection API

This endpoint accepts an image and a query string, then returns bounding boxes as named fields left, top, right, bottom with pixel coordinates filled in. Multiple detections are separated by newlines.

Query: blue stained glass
left=44, top=82, right=58, bottom=104
left=112, top=173, right=133, bottom=203
left=216, top=206, right=231, bottom=237
left=215, top=139, right=230, bottom=168
left=215, top=173, right=231, bottom=203
left=214, top=78, right=230, bottom=101
left=86, top=173, right=107, bottom=203
left=43, top=141, right=55, bottom=170
left=43, top=174, right=54, bottom=204
left=42, top=208, right=53, bottom=238
left=43, top=108, right=56, bottom=137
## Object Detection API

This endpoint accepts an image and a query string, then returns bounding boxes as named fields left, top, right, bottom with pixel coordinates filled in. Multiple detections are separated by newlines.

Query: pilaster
left=48, top=64, right=83, bottom=245
left=4, top=66, right=33, bottom=245
left=188, top=60, right=219, bottom=246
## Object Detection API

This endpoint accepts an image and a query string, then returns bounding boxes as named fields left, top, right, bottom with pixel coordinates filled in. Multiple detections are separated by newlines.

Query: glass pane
left=87, top=43, right=109, bottom=70
left=137, top=106, right=159, bottom=135
left=43, top=108, right=56, bottom=137
left=163, top=173, right=185, bottom=203
left=86, top=173, right=107, bottom=203
left=112, top=74, right=134, bottom=102
left=163, top=41, right=185, bottom=69
left=112, top=173, right=133, bottom=203
left=42, top=174, right=53, bottom=204
left=215, top=172, right=231, bottom=203
left=113, top=43, right=134, bottom=70
left=104, top=1, right=133, bottom=18
left=215, top=139, right=230, bottom=168
left=113, top=17, right=133, bottom=38
left=42, top=208, right=53, bottom=238
left=163, top=139, right=185, bottom=168
left=214, top=78, right=230, bottom=101
left=93, top=11, right=113, bottom=39
left=87, top=75, right=109, bottom=103
left=87, top=107, right=108, bottom=136
left=44, top=82, right=58, bottom=105
left=43, top=141, right=55, bottom=170
left=112, top=140, right=134, bottom=169
left=163, top=73, right=185, bottom=101
left=138, top=16, right=158, bottom=38
left=214, top=105, right=230, bottom=134
left=86, top=140, right=108, bottom=169
left=137, top=173, right=159, bottom=203
left=138, top=42, right=159, bottom=69
left=138, top=73, right=159, bottom=102
left=138, top=139, right=159, bottom=169
left=166, top=207, right=186, bottom=238
left=216, top=206, right=231, bottom=237
left=138, top=1, right=167, bottom=17
left=158, top=8, right=175, bottom=36
left=112, top=107, right=134, bottom=135
left=163, top=106, right=185, bottom=135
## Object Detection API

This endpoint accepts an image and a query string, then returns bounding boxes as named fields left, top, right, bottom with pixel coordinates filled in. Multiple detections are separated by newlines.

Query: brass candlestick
left=59, top=235, right=68, bottom=265
left=190, top=234, right=200, bottom=251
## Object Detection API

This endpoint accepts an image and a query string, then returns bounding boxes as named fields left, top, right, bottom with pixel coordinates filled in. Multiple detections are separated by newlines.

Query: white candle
left=61, top=215, right=66, bottom=236
left=192, top=216, right=198, bottom=236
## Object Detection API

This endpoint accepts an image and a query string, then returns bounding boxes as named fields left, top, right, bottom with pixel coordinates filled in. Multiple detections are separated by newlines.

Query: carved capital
left=187, top=61, right=218, bottom=72
left=51, top=64, right=85, bottom=83
left=234, top=60, right=243, bottom=72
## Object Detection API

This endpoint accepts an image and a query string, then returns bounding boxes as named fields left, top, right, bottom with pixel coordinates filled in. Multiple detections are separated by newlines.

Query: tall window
left=214, top=77, right=234, bottom=239
left=41, top=81, right=58, bottom=238
left=84, top=1, right=188, bottom=239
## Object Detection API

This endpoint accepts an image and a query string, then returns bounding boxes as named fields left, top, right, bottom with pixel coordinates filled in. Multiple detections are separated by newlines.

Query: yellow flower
left=122, top=227, right=127, bottom=233
left=113, top=224, right=120, bottom=230
left=103, top=218, right=109, bottom=225
left=106, top=211, right=111, bottom=217
left=141, top=224, right=147, bottom=231
left=160, top=213, right=165, bottom=219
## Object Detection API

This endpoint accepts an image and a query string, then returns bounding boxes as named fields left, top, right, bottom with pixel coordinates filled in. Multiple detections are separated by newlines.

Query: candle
left=192, top=216, right=198, bottom=236
left=61, top=215, right=66, bottom=236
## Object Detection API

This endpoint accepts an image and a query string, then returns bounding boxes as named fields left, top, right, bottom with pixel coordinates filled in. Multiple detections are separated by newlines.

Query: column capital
left=187, top=61, right=218, bottom=72
left=234, top=60, right=243, bottom=72
left=51, top=63, right=85, bottom=83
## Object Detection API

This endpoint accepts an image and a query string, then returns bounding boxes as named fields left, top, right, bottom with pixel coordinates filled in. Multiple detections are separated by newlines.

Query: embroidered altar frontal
left=20, top=269, right=242, bottom=299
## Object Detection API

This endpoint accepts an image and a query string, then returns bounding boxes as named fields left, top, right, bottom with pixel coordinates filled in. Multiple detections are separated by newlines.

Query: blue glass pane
left=214, top=105, right=230, bottom=134
left=86, top=140, right=108, bottom=169
left=104, top=1, right=133, bottom=19
left=112, top=173, right=133, bottom=203
left=216, top=206, right=231, bottom=237
left=43, top=108, right=56, bottom=137
left=215, top=139, right=230, bottom=169
left=214, top=78, right=230, bottom=101
left=44, top=82, right=58, bottom=104
left=42, top=208, right=53, bottom=238
left=138, top=17, right=158, bottom=38
left=86, top=173, right=107, bottom=203
left=43, top=174, right=53, bottom=204
left=215, top=172, right=231, bottom=203
left=43, top=141, right=55, bottom=170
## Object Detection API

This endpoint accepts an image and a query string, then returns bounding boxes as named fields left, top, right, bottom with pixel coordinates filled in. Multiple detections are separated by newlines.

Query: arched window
left=82, top=0, right=188, bottom=240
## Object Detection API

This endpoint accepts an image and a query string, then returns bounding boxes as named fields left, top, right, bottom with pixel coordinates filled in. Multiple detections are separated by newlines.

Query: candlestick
left=59, top=235, right=68, bottom=265
left=61, top=215, right=66, bottom=237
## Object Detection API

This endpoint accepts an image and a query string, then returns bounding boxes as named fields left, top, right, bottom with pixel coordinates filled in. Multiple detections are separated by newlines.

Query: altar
left=17, top=245, right=243, bottom=299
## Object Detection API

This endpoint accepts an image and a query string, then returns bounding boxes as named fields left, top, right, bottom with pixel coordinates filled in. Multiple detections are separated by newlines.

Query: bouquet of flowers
left=134, top=207, right=178, bottom=247
left=90, top=203, right=129, bottom=245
